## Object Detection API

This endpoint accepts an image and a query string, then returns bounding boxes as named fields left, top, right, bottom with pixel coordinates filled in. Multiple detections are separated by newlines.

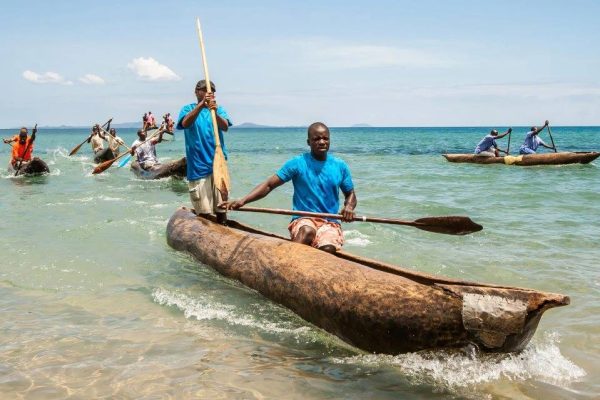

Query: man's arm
left=220, top=175, right=285, bottom=210
left=497, top=128, right=512, bottom=139
left=340, top=190, right=357, bottom=222
left=535, top=120, right=549, bottom=134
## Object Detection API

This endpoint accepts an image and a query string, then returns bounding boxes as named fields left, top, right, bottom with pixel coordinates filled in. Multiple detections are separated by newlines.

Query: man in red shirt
left=4, top=127, right=37, bottom=167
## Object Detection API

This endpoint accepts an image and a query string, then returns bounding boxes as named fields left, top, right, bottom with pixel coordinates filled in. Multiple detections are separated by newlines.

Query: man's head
left=137, top=129, right=146, bottom=140
left=490, top=129, right=499, bottom=136
left=306, top=122, right=330, bottom=159
left=531, top=126, right=537, bottom=132
left=109, top=128, right=116, bottom=137
left=92, top=124, right=100, bottom=134
left=19, top=127, right=28, bottom=143
left=195, top=80, right=216, bottom=101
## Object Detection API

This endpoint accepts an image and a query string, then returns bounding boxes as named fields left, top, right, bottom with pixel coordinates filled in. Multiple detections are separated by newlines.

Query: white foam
left=330, top=331, right=586, bottom=391
left=152, top=287, right=310, bottom=336
left=344, top=230, right=372, bottom=247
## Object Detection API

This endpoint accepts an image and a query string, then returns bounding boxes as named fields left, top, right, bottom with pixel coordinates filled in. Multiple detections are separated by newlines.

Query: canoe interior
left=167, top=207, right=570, bottom=354
left=443, top=152, right=600, bottom=166
left=130, top=157, right=186, bottom=180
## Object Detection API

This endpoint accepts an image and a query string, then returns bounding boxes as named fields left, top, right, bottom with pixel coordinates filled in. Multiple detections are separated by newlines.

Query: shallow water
left=0, top=126, right=598, bottom=399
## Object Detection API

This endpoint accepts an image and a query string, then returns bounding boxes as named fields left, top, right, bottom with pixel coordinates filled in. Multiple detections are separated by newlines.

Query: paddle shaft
left=234, top=206, right=483, bottom=235
left=506, top=131, right=511, bottom=155
left=14, top=124, right=37, bottom=176
left=547, top=125, right=557, bottom=152
left=69, top=118, right=112, bottom=156
left=99, top=127, right=132, bottom=151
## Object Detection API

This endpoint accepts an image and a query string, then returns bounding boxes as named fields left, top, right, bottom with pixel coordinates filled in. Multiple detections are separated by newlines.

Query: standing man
left=474, top=128, right=512, bottom=157
left=147, top=111, right=156, bottom=129
left=177, top=79, right=232, bottom=225
left=163, top=113, right=175, bottom=134
left=4, top=126, right=36, bottom=168
left=221, top=122, right=356, bottom=253
left=519, top=120, right=555, bottom=154
left=88, top=124, right=105, bottom=154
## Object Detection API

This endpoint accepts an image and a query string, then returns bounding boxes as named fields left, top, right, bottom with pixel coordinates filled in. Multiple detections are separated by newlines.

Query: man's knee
left=293, top=225, right=316, bottom=245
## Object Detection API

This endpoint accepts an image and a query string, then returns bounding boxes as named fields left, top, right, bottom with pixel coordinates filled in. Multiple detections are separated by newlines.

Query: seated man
left=519, top=120, right=555, bottom=154
left=4, top=126, right=37, bottom=168
left=130, top=128, right=164, bottom=170
left=221, top=122, right=356, bottom=253
left=474, top=128, right=511, bottom=157
left=106, top=128, right=125, bottom=157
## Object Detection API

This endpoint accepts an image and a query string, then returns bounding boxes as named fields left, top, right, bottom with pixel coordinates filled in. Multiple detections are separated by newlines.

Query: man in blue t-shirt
left=474, top=128, right=511, bottom=156
left=519, top=120, right=555, bottom=154
left=220, top=122, right=357, bottom=253
left=177, top=80, right=232, bottom=225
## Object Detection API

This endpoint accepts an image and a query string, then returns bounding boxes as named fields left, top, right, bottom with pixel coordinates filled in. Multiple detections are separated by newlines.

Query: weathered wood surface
left=130, top=157, right=186, bottom=180
left=443, top=152, right=599, bottom=165
left=166, top=207, right=569, bottom=354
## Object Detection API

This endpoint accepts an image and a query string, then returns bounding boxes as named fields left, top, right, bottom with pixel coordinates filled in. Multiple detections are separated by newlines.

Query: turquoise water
left=0, top=126, right=598, bottom=399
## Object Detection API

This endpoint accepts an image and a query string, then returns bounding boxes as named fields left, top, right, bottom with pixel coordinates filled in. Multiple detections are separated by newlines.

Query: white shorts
left=188, top=175, right=225, bottom=215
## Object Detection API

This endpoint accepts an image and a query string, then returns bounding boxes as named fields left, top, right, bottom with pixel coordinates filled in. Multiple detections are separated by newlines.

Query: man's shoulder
left=328, top=154, right=350, bottom=167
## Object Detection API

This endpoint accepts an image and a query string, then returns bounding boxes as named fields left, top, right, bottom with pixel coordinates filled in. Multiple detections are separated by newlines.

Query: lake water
left=0, top=126, right=598, bottom=399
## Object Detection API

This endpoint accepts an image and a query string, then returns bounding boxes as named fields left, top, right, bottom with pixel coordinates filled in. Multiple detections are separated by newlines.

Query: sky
left=1, top=0, right=599, bottom=127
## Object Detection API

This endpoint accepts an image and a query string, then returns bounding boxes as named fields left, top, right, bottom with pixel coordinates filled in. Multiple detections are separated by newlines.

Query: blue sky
left=1, top=0, right=599, bottom=127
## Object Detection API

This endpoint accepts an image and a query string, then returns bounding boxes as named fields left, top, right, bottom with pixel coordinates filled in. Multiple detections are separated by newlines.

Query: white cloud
left=79, top=74, right=105, bottom=85
left=22, top=70, right=73, bottom=85
left=127, top=57, right=181, bottom=81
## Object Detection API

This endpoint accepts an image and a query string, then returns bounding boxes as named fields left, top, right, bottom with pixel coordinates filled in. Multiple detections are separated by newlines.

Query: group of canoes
left=444, top=120, right=600, bottom=165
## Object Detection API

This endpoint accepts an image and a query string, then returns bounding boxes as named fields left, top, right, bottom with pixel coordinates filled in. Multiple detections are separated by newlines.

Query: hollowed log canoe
left=130, top=157, right=186, bottom=180
left=8, top=157, right=50, bottom=176
left=443, top=152, right=599, bottom=166
left=166, top=207, right=569, bottom=354
left=93, top=147, right=116, bottom=164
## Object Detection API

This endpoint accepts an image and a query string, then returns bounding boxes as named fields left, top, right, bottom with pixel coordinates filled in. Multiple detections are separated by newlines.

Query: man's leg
left=291, top=225, right=316, bottom=245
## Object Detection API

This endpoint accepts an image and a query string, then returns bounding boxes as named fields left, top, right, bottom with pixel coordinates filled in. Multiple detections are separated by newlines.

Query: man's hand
left=545, top=120, right=549, bottom=126
left=340, top=206, right=355, bottom=222
left=508, top=128, right=512, bottom=133
left=205, top=93, right=217, bottom=110
left=218, top=199, right=245, bottom=210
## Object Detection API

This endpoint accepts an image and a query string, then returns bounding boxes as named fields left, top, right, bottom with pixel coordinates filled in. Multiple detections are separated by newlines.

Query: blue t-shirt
left=177, top=103, right=232, bottom=180
left=520, top=131, right=545, bottom=151
left=276, top=153, right=354, bottom=223
left=474, top=135, right=497, bottom=154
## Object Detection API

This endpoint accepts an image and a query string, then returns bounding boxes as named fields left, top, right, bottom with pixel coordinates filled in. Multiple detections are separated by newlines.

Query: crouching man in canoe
left=474, top=128, right=511, bottom=157
left=519, top=120, right=555, bottom=154
left=4, top=126, right=36, bottom=169
left=130, top=128, right=164, bottom=170
left=220, top=122, right=357, bottom=253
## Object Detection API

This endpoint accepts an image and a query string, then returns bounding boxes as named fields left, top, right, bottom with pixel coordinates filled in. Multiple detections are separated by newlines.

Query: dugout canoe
left=8, top=157, right=50, bottom=176
left=443, top=152, right=600, bottom=166
left=130, top=157, right=186, bottom=179
left=166, top=207, right=569, bottom=354
left=93, top=147, right=116, bottom=164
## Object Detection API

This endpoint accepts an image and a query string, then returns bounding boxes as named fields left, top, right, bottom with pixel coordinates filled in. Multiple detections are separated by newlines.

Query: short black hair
left=307, top=122, right=329, bottom=137
left=196, top=79, right=216, bottom=92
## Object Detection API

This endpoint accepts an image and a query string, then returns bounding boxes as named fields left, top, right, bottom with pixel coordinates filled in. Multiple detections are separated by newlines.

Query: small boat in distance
left=131, top=157, right=186, bottom=180
left=443, top=152, right=599, bottom=166
left=167, top=207, right=569, bottom=355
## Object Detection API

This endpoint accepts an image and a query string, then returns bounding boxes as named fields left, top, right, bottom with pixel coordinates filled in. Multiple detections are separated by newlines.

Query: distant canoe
left=167, top=207, right=569, bottom=354
left=130, top=157, right=186, bottom=180
left=93, top=148, right=116, bottom=164
left=443, top=152, right=600, bottom=166
left=8, top=157, right=50, bottom=176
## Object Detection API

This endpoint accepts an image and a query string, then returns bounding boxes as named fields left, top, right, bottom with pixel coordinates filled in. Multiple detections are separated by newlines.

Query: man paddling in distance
left=220, top=122, right=357, bottom=254
left=163, top=113, right=175, bottom=134
left=519, top=120, right=555, bottom=154
left=4, top=126, right=37, bottom=168
left=106, top=128, right=126, bottom=157
left=177, top=79, right=233, bottom=225
left=130, top=127, right=165, bottom=170
left=474, top=128, right=512, bottom=157
left=87, top=124, right=106, bottom=155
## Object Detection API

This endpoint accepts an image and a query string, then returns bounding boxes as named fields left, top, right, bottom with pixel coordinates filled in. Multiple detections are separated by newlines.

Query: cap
left=196, top=79, right=216, bottom=92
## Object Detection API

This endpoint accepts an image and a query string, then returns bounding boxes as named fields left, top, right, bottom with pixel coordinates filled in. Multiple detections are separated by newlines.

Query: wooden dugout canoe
left=8, top=157, right=50, bottom=176
left=443, top=152, right=600, bottom=166
left=167, top=207, right=569, bottom=354
left=93, top=147, right=116, bottom=164
left=130, top=157, right=186, bottom=180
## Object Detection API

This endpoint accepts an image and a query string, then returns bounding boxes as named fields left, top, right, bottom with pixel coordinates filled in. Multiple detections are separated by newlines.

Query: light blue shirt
left=474, top=135, right=497, bottom=154
left=276, top=153, right=354, bottom=223
left=177, top=104, right=232, bottom=181
left=520, top=131, right=546, bottom=151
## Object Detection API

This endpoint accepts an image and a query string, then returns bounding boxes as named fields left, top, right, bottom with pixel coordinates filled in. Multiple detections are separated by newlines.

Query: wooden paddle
left=14, top=124, right=37, bottom=176
left=547, top=124, right=557, bottom=153
left=92, top=126, right=164, bottom=174
left=233, top=206, right=483, bottom=235
left=69, top=118, right=112, bottom=156
left=196, top=17, right=231, bottom=200
left=99, top=127, right=132, bottom=151
left=505, top=130, right=512, bottom=155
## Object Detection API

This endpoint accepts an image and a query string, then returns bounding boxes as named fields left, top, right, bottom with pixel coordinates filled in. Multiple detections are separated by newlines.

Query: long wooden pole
left=547, top=124, right=557, bottom=153
left=196, top=17, right=231, bottom=200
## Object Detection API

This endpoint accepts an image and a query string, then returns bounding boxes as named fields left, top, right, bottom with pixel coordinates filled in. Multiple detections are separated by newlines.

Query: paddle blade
left=117, top=154, right=132, bottom=168
left=92, top=158, right=117, bottom=174
left=413, top=216, right=483, bottom=235
left=69, top=141, right=85, bottom=156
left=213, top=147, right=231, bottom=200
